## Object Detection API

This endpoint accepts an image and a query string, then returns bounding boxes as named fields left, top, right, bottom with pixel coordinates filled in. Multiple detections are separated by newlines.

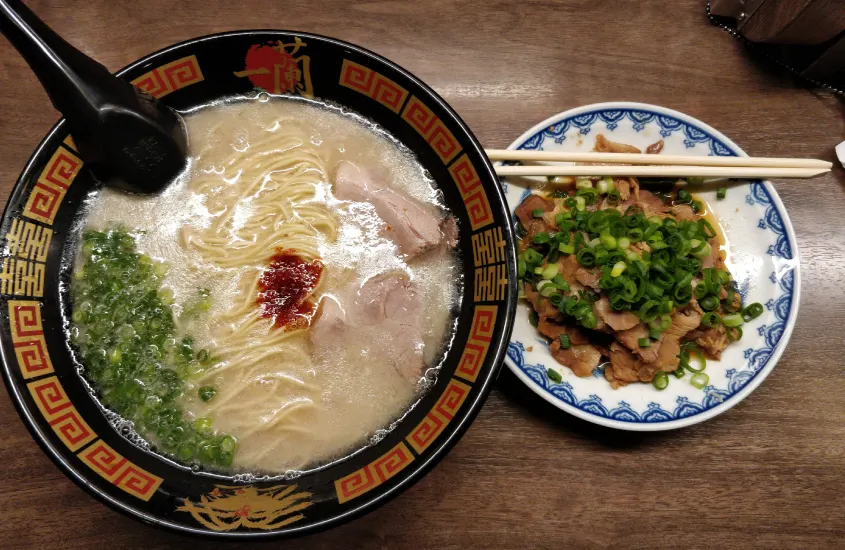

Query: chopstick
left=485, top=149, right=832, bottom=169
left=493, top=165, right=827, bottom=179
left=487, top=149, right=831, bottom=179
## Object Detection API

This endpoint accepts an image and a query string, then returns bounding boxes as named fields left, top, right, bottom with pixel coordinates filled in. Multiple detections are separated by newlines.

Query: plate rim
left=502, top=101, right=801, bottom=431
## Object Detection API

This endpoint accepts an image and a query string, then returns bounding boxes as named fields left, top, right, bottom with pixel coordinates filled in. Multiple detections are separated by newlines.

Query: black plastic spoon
left=0, top=0, right=187, bottom=194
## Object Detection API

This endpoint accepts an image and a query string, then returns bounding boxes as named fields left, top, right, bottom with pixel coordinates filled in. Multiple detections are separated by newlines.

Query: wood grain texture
left=1, top=0, right=844, bottom=548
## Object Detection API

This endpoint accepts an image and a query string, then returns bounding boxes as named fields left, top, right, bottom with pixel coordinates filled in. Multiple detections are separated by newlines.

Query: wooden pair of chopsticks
left=486, top=150, right=832, bottom=179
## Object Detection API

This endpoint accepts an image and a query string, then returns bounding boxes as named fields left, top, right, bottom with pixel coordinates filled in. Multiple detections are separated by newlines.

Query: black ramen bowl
left=0, top=31, right=517, bottom=538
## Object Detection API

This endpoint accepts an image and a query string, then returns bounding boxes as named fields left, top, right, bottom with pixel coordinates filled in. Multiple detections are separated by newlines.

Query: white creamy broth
left=80, top=95, right=461, bottom=473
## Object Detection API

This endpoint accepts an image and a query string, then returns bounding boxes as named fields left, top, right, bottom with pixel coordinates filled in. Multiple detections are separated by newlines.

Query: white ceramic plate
left=502, top=102, right=800, bottom=430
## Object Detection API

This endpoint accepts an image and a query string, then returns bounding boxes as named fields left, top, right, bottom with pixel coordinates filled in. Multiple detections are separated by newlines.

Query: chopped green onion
left=549, top=293, right=564, bottom=307
left=617, top=237, right=630, bottom=250
left=726, top=326, right=743, bottom=341
left=220, top=435, right=238, bottom=454
left=558, top=243, right=575, bottom=255
left=194, top=417, right=213, bottom=435
left=587, top=212, right=609, bottom=233
left=721, top=313, right=744, bottom=327
left=673, top=283, right=692, bottom=303
left=652, top=372, right=669, bottom=390
left=523, top=248, right=543, bottom=265
left=577, top=188, right=599, bottom=205
left=547, top=368, right=562, bottom=383
left=649, top=314, right=671, bottom=332
left=700, top=219, right=717, bottom=239
left=517, top=259, right=527, bottom=278
left=575, top=177, right=593, bottom=190
left=542, top=263, right=560, bottom=280
left=692, top=241, right=712, bottom=259
left=676, top=189, right=692, bottom=203
left=701, top=312, right=721, bottom=328
left=529, top=311, right=539, bottom=327
left=619, top=277, right=638, bottom=301
left=555, top=213, right=566, bottom=227
left=596, top=177, right=614, bottom=195
left=574, top=196, right=586, bottom=211
left=198, top=386, right=217, bottom=402
left=724, top=287, right=739, bottom=311
left=159, top=288, right=174, bottom=305
left=682, top=344, right=706, bottom=372
left=699, top=295, right=719, bottom=311
left=638, top=338, right=651, bottom=348
left=532, top=208, right=545, bottom=218
left=690, top=372, right=710, bottom=389
left=540, top=285, right=558, bottom=298
left=532, top=232, right=551, bottom=244
left=534, top=267, right=544, bottom=275
left=671, top=368, right=685, bottom=379
left=648, top=327, right=662, bottom=340
left=717, top=187, right=727, bottom=200
left=742, top=302, right=764, bottom=322
left=580, top=311, right=598, bottom=329
left=559, top=334, right=571, bottom=349
left=595, top=248, right=610, bottom=265
left=564, top=197, right=577, bottom=209
left=576, top=248, right=596, bottom=267
left=610, top=261, right=627, bottom=278
left=600, top=232, right=617, bottom=250
left=639, top=300, right=661, bottom=323
left=691, top=200, right=703, bottom=214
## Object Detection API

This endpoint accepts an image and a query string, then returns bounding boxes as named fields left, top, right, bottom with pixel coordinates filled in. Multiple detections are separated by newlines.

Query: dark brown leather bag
left=709, top=0, right=845, bottom=91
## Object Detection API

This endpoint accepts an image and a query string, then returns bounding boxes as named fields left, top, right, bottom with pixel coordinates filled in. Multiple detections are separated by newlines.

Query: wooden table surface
left=1, top=1, right=844, bottom=548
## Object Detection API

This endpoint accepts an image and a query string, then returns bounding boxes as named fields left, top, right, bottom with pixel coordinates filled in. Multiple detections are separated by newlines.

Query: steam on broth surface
left=71, top=95, right=461, bottom=473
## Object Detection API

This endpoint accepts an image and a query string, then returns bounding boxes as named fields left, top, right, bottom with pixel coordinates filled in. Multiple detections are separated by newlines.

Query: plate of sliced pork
left=501, top=102, right=799, bottom=430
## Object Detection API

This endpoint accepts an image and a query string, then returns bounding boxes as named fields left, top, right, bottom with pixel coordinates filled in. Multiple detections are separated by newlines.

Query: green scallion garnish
left=690, top=372, right=710, bottom=389
left=559, top=334, right=571, bottom=349
left=742, top=302, right=764, bottom=322
left=199, top=386, right=217, bottom=402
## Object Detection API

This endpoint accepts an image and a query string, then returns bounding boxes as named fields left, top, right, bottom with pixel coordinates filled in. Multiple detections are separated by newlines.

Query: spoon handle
left=0, top=0, right=188, bottom=193
left=0, top=0, right=126, bottom=118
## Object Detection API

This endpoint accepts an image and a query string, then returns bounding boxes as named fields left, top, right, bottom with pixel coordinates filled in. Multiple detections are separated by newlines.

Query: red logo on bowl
left=234, top=38, right=313, bottom=96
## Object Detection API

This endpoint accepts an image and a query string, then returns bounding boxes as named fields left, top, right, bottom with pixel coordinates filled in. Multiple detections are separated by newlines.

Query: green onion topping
left=559, top=334, right=571, bottom=349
